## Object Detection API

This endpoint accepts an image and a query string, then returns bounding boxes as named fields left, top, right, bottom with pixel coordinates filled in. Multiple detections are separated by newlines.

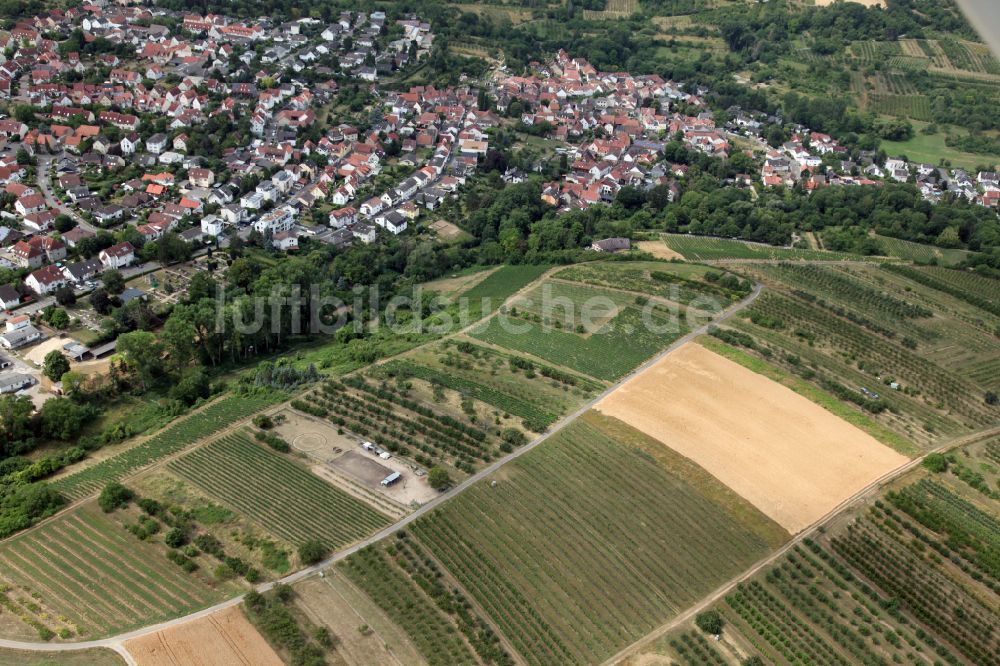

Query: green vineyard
left=50, top=392, right=283, bottom=502
left=0, top=504, right=235, bottom=639
left=169, top=433, right=390, bottom=549
left=413, top=413, right=784, bottom=665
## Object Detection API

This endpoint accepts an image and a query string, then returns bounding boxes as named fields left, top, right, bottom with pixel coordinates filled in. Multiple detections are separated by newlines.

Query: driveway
left=35, top=153, right=100, bottom=234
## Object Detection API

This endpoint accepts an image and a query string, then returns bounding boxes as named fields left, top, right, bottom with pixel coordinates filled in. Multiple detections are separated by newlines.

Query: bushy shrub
left=98, top=482, right=134, bottom=513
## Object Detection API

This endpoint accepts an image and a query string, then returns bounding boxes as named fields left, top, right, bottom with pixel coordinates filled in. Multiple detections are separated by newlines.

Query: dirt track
left=595, top=342, right=908, bottom=533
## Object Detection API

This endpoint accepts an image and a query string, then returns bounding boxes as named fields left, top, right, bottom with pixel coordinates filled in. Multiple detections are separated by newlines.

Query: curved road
left=0, top=284, right=764, bottom=657
left=3, top=278, right=989, bottom=666
left=3, top=278, right=993, bottom=665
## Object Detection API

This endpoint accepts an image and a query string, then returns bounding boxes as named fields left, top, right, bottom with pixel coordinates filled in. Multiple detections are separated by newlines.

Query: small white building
left=253, top=206, right=295, bottom=235
left=0, top=373, right=34, bottom=393
left=201, top=215, right=225, bottom=237
left=98, top=241, right=136, bottom=270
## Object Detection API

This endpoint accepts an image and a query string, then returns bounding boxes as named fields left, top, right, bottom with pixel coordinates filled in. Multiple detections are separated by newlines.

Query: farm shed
left=591, top=237, right=631, bottom=253
left=0, top=324, right=43, bottom=349
left=62, top=341, right=89, bottom=361
left=89, top=340, right=118, bottom=358
left=0, top=373, right=34, bottom=393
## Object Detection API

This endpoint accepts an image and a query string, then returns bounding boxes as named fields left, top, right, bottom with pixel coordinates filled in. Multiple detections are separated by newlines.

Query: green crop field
left=412, top=412, right=787, bottom=665
left=341, top=533, right=511, bottom=666
left=738, top=290, right=992, bottom=433
left=661, top=234, right=863, bottom=262
left=875, top=235, right=971, bottom=266
left=725, top=263, right=1000, bottom=449
left=169, top=433, right=390, bottom=549
left=881, top=122, right=1000, bottom=171
left=306, top=375, right=503, bottom=472
left=885, top=264, right=1000, bottom=324
left=376, top=339, right=603, bottom=432
left=50, top=392, right=283, bottom=502
left=466, top=274, right=709, bottom=381
left=458, top=263, right=551, bottom=314
left=0, top=503, right=237, bottom=640
left=674, top=443, right=1000, bottom=666
left=471, top=301, right=688, bottom=381
left=870, top=93, right=933, bottom=121
left=554, top=261, right=747, bottom=306
left=752, top=263, right=934, bottom=322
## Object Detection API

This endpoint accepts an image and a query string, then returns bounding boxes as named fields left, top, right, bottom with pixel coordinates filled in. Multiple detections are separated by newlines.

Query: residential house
left=0, top=285, right=20, bottom=309
left=146, top=133, right=168, bottom=154
left=98, top=242, right=136, bottom=270
left=62, top=257, right=103, bottom=284
left=25, top=264, right=68, bottom=294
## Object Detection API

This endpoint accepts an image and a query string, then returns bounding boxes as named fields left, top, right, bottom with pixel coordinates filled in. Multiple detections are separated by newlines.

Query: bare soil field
left=637, top=239, right=684, bottom=261
left=595, top=342, right=908, bottom=533
left=332, top=450, right=394, bottom=485
left=274, top=409, right=435, bottom=506
left=273, top=408, right=355, bottom=456
left=124, top=606, right=282, bottom=666
left=428, top=219, right=467, bottom=242
left=421, top=266, right=497, bottom=299
left=24, top=337, right=67, bottom=365
left=294, top=575, right=427, bottom=666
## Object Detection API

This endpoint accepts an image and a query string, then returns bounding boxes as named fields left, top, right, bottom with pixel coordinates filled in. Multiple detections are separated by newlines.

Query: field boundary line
left=0, top=282, right=764, bottom=653
left=599, top=422, right=1000, bottom=665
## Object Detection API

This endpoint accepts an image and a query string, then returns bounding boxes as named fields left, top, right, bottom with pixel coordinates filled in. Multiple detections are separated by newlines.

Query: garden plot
left=124, top=606, right=282, bottom=666
left=596, top=343, right=909, bottom=533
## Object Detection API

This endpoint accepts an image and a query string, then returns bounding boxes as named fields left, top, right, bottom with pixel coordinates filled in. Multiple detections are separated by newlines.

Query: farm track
left=600, top=422, right=1000, bottom=666
left=7, top=262, right=997, bottom=661
left=5, top=398, right=270, bottom=542
left=0, top=279, right=763, bottom=656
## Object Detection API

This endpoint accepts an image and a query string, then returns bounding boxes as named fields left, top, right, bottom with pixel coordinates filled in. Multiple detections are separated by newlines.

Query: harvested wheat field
left=637, top=239, right=684, bottom=261
left=595, top=342, right=908, bottom=532
left=124, top=606, right=282, bottom=666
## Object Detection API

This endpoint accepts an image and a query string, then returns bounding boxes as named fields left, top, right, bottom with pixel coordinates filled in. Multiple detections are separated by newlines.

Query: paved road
left=0, top=261, right=161, bottom=325
left=35, top=153, right=100, bottom=234
left=0, top=283, right=765, bottom=655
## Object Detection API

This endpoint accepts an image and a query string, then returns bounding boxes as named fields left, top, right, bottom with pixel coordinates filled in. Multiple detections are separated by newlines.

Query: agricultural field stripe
left=448, top=494, right=621, bottom=650
left=51, top=392, right=284, bottom=500
left=195, top=436, right=389, bottom=529
left=66, top=514, right=207, bottom=608
left=168, top=457, right=323, bottom=543
left=383, top=360, right=558, bottom=425
left=415, top=518, right=575, bottom=665
left=0, top=545, right=122, bottom=629
left=24, top=532, right=162, bottom=619
left=168, top=435, right=390, bottom=546
left=0, top=549, right=110, bottom=632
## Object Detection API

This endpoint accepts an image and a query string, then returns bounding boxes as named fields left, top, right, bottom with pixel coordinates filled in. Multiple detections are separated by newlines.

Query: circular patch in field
left=293, top=432, right=327, bottom=452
